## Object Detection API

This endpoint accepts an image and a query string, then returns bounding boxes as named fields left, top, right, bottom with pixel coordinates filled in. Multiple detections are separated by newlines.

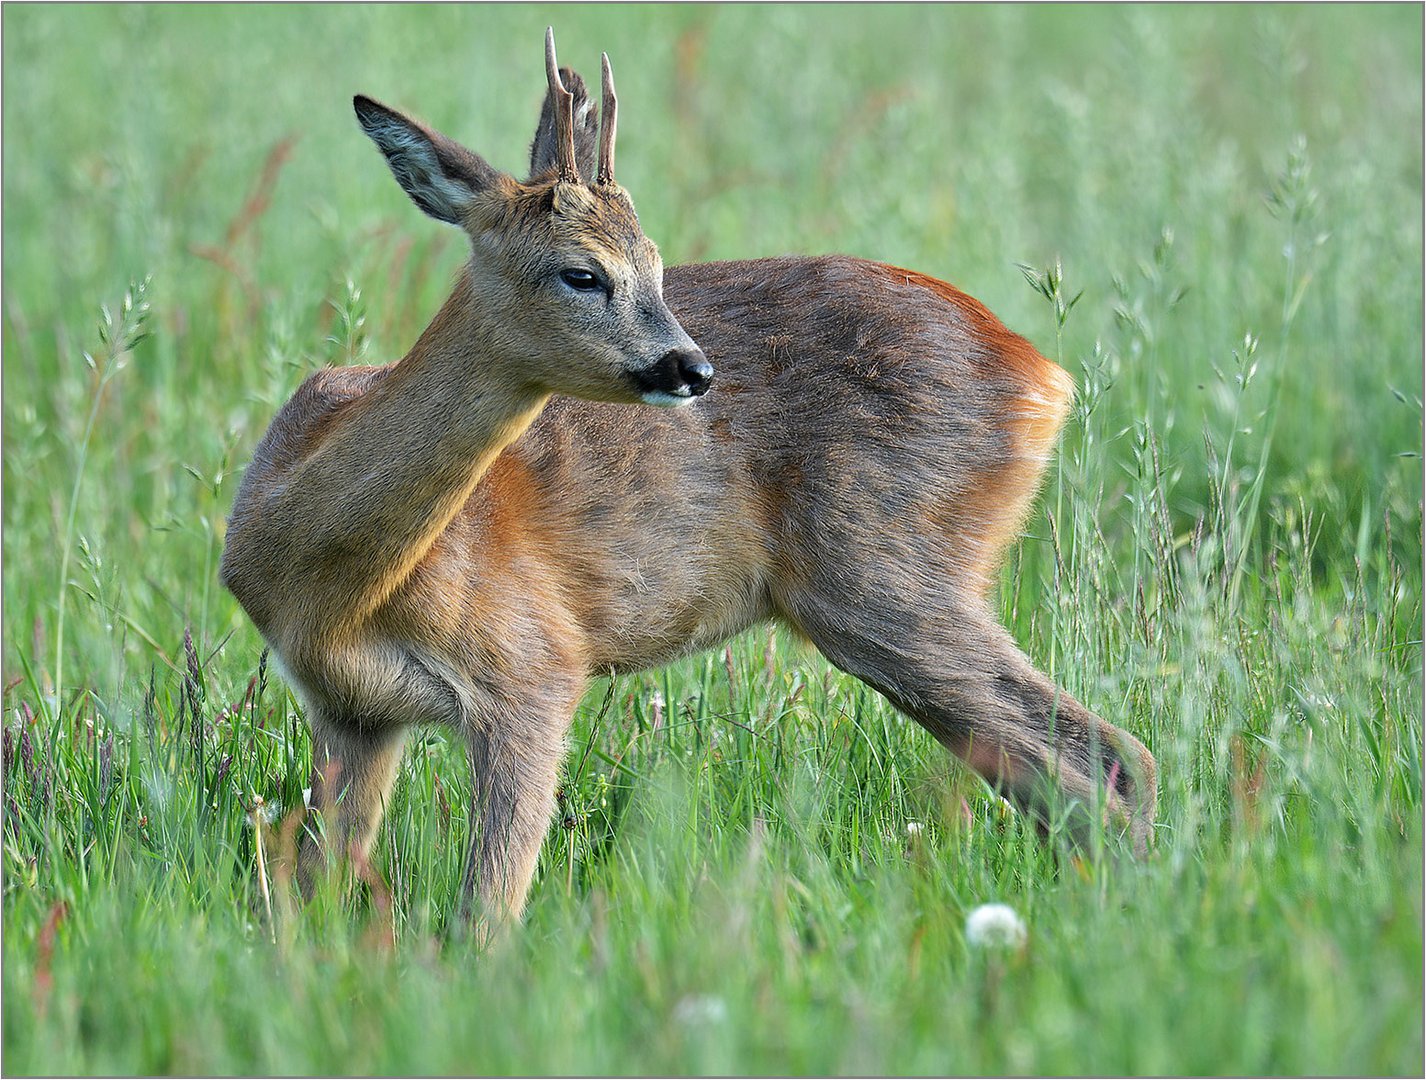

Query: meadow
left=2, top=4, right=1422, bottom=1075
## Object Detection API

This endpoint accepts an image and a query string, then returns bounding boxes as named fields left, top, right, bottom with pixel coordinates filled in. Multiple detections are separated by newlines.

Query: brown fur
left=866, top=263, right=1075, bottom=591
left=221, top=51, right=1157, bottom=932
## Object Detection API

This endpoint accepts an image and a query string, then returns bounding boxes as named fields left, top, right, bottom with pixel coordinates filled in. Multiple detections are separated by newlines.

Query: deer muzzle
left=632, top=345, right=713, bottom=406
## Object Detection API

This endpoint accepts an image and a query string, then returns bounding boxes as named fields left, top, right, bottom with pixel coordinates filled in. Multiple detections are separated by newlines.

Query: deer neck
left=282, top=270, right=550, bottom=629
left=388, top=269, right=549, bottom=478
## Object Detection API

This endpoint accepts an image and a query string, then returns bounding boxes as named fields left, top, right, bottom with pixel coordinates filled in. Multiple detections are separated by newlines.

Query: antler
left=596, top=52, right=618, bottom=186
left=544, top=27, right=580, bottom=183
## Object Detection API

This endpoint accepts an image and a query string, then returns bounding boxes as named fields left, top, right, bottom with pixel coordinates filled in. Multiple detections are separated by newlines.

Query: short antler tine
left=597, top=52, right=618, bottom=186
left=544, top=27, right=580, bottom=183
left=544, top=26, right=564, bottom=95
left=596, top=52, right=618, bottom=186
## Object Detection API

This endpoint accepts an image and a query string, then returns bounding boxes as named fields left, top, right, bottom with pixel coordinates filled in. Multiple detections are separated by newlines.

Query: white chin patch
left=640, top=389, right=697, bottom=408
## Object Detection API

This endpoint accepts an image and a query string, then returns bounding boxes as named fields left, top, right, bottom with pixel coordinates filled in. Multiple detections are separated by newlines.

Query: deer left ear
left=354, top=95, right=502, bottom=225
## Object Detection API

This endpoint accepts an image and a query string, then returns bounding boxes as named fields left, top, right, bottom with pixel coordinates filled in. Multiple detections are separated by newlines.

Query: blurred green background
left=2, top=5, right=1421, bottom=1075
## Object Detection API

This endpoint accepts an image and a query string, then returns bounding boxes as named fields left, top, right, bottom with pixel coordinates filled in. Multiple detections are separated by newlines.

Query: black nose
left=670, top=347, right=713, bottom=396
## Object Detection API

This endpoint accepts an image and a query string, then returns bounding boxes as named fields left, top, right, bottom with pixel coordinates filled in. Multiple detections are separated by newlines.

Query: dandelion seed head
left=965, top=902, right=1027, bottom=949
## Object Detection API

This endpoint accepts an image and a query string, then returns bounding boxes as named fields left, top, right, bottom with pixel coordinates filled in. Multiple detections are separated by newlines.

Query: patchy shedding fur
left=221, top=44, right=1157, bottom=932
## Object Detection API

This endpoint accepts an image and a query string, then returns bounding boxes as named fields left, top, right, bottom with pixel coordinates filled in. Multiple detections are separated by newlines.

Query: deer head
left=353, top=28, right=712, bottom=406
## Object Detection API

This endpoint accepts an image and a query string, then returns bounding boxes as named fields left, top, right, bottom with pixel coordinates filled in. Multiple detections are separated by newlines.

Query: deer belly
left=571, top=539, right=773, bottom=672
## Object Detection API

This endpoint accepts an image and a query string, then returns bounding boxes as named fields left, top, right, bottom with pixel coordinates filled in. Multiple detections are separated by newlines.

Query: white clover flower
left=965, top=903, right=1027, bottom=949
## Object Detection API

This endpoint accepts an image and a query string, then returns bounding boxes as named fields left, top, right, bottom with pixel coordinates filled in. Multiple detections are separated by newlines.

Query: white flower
left=250, top=795, right=282, bottom=825
left=672, top=994, right=728, bottom=1027
left=906, top=821, right=925, bottom=838
left=965, top=903, right=1027, bottom=949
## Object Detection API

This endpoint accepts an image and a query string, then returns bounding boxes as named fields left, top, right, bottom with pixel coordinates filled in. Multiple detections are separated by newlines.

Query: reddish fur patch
left=958, top=420, right=1065, bottom=594
left=870, top=263, right=1064, bottom=389
left=482, top=453, right=546, bottom=546
left=950, top=731, right=1031, bottom=793
left=871, top=263, right=1075, bottom=592
left=404, top=452, right=589, bottom=673
left=481, top=454, right=592, bottom=623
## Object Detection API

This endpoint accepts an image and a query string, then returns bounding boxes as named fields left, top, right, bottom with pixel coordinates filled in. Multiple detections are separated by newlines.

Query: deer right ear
left=354, top=95, right=501, bottom=225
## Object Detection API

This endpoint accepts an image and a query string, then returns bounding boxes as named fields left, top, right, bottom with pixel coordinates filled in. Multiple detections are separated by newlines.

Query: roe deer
left=220, top=29, right=1156, bottom=930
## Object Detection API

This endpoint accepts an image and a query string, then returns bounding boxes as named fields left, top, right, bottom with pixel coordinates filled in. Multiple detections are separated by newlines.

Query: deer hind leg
left=297, top=714, right=409, bottom=896
left=776, top=584, right=1156, bottom=853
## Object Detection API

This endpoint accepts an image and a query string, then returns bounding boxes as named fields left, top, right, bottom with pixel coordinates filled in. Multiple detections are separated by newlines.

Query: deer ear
left=354, top=95, right=501, bottom=225
left=527, top=67, right=598, bottom=181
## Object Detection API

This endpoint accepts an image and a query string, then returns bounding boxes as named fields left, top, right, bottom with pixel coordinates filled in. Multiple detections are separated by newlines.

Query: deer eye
left=559, top=268, right=603, bottom=292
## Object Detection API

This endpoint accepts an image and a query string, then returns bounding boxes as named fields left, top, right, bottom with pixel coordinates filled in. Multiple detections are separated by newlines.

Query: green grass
left=3, top=4, right=1422, bottom=1075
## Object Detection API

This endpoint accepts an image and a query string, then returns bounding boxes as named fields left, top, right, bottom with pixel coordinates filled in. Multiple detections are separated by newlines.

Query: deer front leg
left=461, top=686, right=582, bottom=936
left=297, top=714, right=409, bottom=897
